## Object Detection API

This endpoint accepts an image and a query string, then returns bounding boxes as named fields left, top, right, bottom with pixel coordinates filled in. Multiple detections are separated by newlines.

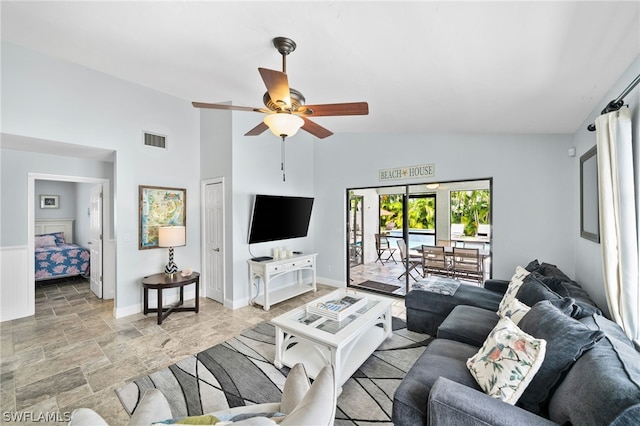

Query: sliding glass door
left=346, top=179, right=492, bottom=297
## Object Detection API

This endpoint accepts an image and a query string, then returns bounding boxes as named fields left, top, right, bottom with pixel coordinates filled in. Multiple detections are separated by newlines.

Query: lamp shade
left=158, top=226, right=185, bottom=247
left=264, top=113, right=304, bottom=137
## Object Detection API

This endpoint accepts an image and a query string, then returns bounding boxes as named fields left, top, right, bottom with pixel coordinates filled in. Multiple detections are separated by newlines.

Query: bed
left=35, top=219, right=90, bottom=281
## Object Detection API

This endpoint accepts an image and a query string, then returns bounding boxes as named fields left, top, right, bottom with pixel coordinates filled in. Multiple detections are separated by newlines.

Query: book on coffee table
left=306, top=294, right=368, bottom=321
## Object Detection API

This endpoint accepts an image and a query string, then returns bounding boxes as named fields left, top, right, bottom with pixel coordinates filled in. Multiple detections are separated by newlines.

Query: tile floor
left=0, top=277, right=406, bottom=425
left=349, top=258, right=487, bottom=297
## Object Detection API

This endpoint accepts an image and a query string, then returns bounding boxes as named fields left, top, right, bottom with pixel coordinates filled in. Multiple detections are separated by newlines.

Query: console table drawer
left=267, top=257, right=313, bottom=274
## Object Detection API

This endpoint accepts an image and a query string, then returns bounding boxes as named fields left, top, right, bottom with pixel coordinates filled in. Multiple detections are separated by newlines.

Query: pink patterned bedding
left=35, top=241, right=90, bottom=281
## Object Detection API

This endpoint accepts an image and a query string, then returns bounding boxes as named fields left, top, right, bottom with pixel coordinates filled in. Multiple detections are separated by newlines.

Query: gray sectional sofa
left=393, top=261, right=640, bottom=425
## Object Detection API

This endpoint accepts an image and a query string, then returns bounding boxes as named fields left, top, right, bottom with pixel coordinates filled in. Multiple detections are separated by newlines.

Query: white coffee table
left=270, top=289, right=393, bottom=395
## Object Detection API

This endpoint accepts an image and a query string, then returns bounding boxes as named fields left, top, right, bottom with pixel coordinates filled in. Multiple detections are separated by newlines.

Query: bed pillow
left=51, top=232, right=66, bottom=245
left=497, top=266, right=530, bottom=316
left=36, top=232, right=66, bottom=245
left=467, top=316, right=546, bottom=404
left=35, top=235, right=57, bottom=248
left=517, top=300, right=605, bottom=414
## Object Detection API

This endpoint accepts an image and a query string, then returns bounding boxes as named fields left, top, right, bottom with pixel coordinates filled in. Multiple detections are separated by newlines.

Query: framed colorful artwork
left=139, top=185, right=186, bottom=249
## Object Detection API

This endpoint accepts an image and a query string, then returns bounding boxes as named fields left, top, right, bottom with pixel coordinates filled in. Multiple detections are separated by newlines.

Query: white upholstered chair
left=69, top=364, right=336, bottom=426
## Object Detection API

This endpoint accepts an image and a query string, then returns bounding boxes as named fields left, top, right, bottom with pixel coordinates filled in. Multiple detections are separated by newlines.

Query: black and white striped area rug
left=115, top=318, right=431, bottom=424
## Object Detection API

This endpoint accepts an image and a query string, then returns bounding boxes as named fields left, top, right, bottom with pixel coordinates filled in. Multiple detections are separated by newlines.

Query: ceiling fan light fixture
left=264, top=113, right=304, bottom=138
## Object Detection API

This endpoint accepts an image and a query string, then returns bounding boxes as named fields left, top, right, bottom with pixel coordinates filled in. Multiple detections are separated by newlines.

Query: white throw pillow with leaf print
left=498, top=298, right=530, bottom=325
left=497, top=266, right=530, bottom=315
left=467, top=317, right=546, bottom=404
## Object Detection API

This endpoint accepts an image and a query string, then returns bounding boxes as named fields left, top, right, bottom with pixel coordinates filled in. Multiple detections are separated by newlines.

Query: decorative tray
left=306, top=294, right=368, bottom=321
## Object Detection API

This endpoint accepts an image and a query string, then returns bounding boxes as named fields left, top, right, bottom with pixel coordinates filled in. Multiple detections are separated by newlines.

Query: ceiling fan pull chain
left=281, top=136, right=286, bottom=182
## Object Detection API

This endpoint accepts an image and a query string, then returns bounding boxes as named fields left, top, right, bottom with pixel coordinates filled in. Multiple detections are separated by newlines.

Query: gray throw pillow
left=524, top=259, right=541, bottom=273
left=516, top=274, right=563, bottom=307
left=537, top=275, right=602, bottom=317
left=517, top=300, right=605, bottom=415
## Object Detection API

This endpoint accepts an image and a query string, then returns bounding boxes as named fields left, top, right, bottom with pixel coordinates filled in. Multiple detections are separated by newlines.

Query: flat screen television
left=248, top=194, right=314, bottom=244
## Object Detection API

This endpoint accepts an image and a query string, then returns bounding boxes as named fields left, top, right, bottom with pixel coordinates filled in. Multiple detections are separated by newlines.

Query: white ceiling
left=2, top=1, right=639, bottom=136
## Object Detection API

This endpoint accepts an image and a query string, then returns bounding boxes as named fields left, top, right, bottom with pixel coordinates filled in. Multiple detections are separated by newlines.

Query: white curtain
left=595, top=108, right=639, bottom=346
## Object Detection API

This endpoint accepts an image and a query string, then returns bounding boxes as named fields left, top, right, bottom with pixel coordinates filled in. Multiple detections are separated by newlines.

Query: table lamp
left=158, top=225, right=186, bottom=276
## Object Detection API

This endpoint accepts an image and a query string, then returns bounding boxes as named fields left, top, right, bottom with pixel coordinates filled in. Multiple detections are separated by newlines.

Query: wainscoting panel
left=0, top=246, right=32, bottom=322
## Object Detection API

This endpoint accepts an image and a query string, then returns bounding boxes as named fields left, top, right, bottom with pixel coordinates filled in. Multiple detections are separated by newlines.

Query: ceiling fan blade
left=258, top=68, right=291, bottom=109
left=192, top=102, right=266, bottom=113
left=297, top=102, right=369, bottom=117
left=245, top=121, right=269, bottom=136
left=301, top=117, right=333, bottom=139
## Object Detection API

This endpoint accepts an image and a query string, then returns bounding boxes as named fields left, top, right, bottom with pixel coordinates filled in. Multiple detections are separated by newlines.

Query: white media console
left=248, top=253, right=317, bottom=311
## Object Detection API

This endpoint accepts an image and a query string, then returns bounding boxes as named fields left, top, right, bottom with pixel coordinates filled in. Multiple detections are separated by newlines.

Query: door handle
left=213, top=248, right=220, bottom=252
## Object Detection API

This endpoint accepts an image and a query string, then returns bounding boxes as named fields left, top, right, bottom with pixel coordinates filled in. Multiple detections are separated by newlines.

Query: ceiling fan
left=192, top=37, right=369, bottom=140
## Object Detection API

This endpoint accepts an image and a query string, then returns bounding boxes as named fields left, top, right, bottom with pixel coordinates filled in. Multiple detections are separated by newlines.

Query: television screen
left=248, top=195, right=314, bottom=244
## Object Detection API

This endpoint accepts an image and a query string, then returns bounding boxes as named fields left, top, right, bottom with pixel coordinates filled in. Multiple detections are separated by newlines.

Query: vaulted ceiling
left=2, top=1, right=639, bottom=135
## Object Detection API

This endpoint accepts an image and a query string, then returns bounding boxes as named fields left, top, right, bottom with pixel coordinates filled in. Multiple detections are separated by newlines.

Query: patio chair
left=375, top=233, right=397, bottom=264
left=437, top=239, right=452, bottom=247
left=396, top=239, right=422, bottom=281
left=421, top=245, right=451, bottom=278
left=452, top=247, right=483, bottom=285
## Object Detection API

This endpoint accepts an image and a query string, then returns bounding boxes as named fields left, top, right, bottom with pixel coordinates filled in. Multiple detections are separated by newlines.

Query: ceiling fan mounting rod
left=273, top=37, right=296, bottom=74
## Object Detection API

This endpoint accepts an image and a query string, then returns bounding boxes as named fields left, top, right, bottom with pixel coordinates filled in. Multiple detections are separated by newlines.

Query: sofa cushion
left=130, top=389, right=174, bottom=426
left=438, top=305, right=499, bottom=347
left=548, top=314, right=640, bottom=425
left=467, top=317, right=547, bottom=404
left=279, top=363, right=310, bottom=414
left=392, top=339, right=480, bottom=426
left=279, top=364, right=336, bottom=426
left=496, top=266, right=530, bottom=315
left=405, top=284, right=503, bottom=335
left=517, top=301, right=605, bottom=415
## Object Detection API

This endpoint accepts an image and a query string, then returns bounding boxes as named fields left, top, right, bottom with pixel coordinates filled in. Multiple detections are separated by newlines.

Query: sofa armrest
left=428, top=377, right=557, bottom=426
left=483, top=279, right=509, bottom=294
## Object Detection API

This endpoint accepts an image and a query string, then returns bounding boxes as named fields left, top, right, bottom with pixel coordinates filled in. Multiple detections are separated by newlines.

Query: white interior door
left=205, top=182, right=224, bottom=303
left=89, top=184, right=103, bottom=298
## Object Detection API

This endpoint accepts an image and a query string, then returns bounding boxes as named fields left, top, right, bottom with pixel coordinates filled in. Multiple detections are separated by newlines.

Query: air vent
left=143, top=132, right=167, bottom=149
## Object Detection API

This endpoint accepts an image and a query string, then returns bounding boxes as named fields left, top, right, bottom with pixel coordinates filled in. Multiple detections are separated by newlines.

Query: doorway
left=29, top=173, right=113, bottom=307
left=347, top=178, right=493, bottom=297
left=202, top=178, right=225, bottom=304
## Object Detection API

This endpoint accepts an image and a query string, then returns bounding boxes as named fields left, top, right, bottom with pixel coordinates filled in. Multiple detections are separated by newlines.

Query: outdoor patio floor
left=349, top=255, right=491, bottom=297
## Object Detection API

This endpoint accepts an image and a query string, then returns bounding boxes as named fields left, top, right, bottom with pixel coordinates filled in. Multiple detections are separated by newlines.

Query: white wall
left=313, top=132, right=575, bottom=282
left=572, top=55, right=640, bottom=317
left=199, top=108, right=233, bottom=306
left=34, top=180, right=76, bottom=221
left=1, top=42, right=201, bottom=316
left=230, top=112, right=316, bottom=305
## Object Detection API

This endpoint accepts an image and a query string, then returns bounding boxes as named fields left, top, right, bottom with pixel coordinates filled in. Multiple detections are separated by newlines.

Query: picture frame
left=580, top=145, right=600, bottom=243
left=40, top=195, right=60, bottom=209
left=139, top=185, right=186, bottom=249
